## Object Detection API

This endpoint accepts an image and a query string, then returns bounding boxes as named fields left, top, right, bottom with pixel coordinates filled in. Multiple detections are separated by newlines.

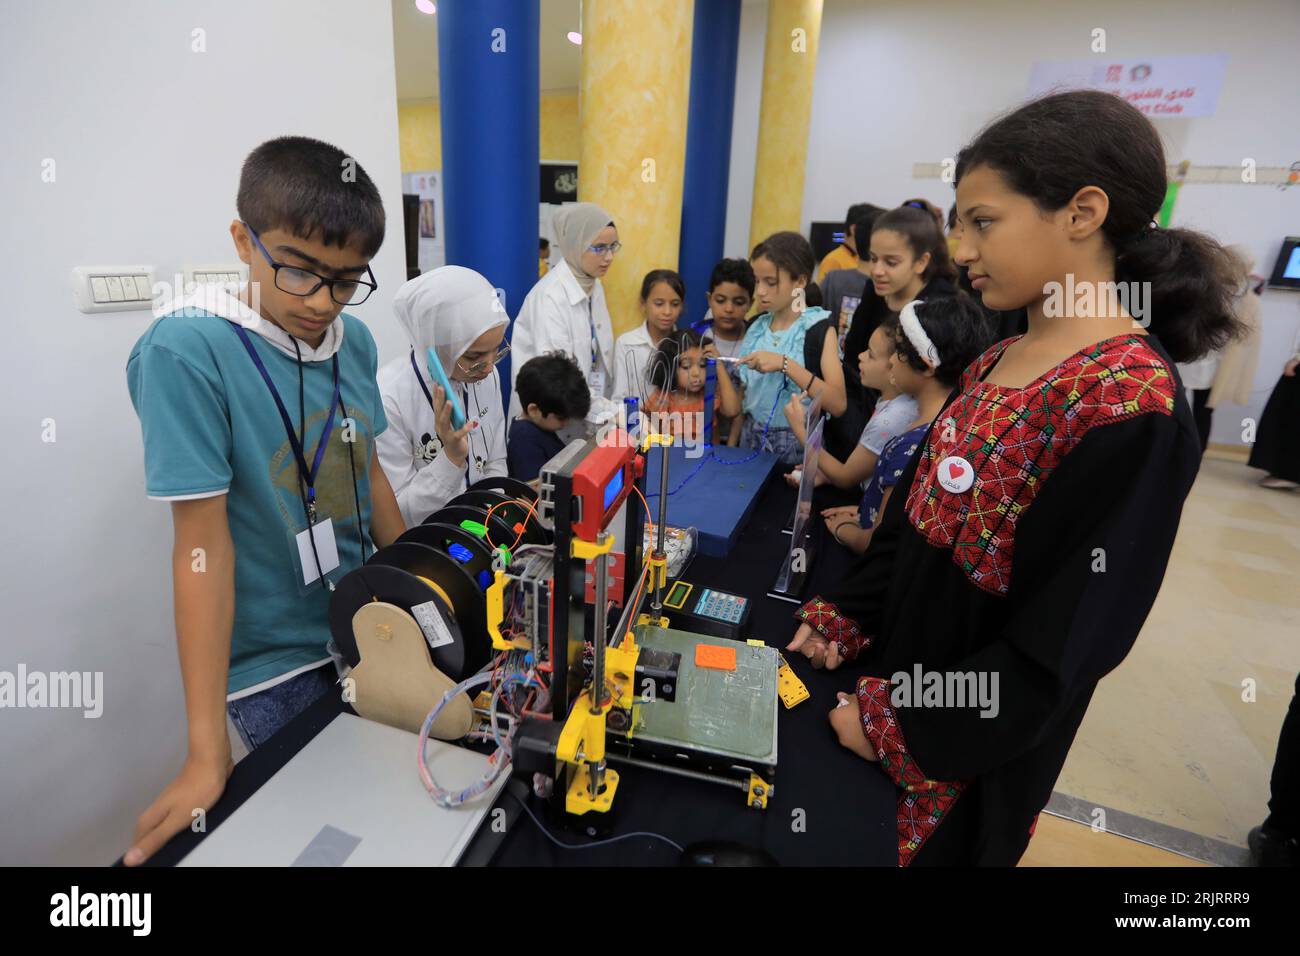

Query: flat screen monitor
left=1268, top=237, right=1300, bottom=290
left=809, top=221, right=848, bottom=263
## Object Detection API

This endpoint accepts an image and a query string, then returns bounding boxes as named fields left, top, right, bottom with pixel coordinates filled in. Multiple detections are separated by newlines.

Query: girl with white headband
left=830, top=205, right=962, bottom=498
left=817, top=297, right=993, bottom=553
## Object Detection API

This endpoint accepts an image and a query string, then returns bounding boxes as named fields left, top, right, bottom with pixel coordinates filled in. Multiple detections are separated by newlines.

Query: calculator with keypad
left=663, top=581, right=751, bottom=640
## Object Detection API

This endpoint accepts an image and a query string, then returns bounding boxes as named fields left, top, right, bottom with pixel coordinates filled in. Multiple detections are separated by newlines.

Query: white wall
left=727, top=0, right=1300, bottom=446
left=722, top=0, right=769, bottom=258
left=0, top=0, right=409, bottom=865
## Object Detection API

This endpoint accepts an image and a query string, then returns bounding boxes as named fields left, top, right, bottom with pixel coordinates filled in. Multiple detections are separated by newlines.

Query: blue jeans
left=226, top=665, right=335, bottom=752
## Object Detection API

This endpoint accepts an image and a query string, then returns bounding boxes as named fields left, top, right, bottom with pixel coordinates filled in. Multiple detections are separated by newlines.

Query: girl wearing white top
left=612, top=269, right=685, bottom=400
left=378, top=266, right=511, bottom=527
left=510, top=202, right=619, bottom=427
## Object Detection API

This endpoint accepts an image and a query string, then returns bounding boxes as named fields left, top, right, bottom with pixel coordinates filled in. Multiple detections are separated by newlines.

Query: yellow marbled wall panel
left=578, top=0, right=693, bottom=336
left=398, top=94, right=580, bottom=171
left=540, top=91, right=580, bottom=161
left=749, top=0, right=822, bottom=251
left=398, top=99, right=441, bottom=172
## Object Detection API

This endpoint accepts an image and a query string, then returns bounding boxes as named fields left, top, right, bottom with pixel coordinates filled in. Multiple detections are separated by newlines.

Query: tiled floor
left=1049, top=454, right=1300, bottom=863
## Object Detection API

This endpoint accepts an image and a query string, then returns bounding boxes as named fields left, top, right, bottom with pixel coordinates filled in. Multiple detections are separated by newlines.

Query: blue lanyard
left=410, top=349, right=434, bottom=406
left=229, top=322, right=340, bottom=519
left=588, top=298, right=599, bottom=369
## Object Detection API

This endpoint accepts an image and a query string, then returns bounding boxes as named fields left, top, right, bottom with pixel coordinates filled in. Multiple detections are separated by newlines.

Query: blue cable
left=714, top=375, right=788, bottom=468
left=644, top=378, right=790, bottom=499
left=645, top=452, right=711, bottom=499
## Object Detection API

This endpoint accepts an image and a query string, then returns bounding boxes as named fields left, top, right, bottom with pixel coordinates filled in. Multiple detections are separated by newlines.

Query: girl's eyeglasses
left=457, top=343, right=511, bottom=374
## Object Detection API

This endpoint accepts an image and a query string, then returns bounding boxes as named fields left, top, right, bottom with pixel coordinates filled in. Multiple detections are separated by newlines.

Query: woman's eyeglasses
left=587, top=241, right=622, bottom=258
left=457, top=343, right=511, bottom=374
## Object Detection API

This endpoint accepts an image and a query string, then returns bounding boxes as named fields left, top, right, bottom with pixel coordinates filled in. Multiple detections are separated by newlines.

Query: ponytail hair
left=751, top=231, right=816, bottom=286
left=955, top=90, right=1242, bottom=362
left=872, top=206, right=957, bottom=285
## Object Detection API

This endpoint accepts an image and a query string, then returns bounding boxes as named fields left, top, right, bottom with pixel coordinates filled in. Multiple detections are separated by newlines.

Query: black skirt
left=1248, top=372, right=1300, bottom=483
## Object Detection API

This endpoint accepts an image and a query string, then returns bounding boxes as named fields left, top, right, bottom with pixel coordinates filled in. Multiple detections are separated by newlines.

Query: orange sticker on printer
left=694, top=644, right=737, bottom=671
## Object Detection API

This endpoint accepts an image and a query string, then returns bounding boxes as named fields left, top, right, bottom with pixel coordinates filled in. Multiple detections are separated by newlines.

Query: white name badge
left=588, top=369, right=606, bottom=395
left=937, top=456, right=975, bottom=494
left=296, top=517, right=341, bottom=585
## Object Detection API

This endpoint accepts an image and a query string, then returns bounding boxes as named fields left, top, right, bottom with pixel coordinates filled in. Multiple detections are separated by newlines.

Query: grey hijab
left=552, top=202, right=614, bottom=295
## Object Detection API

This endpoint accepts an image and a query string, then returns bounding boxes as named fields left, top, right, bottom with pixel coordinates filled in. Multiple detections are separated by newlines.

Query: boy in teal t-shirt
left=123, top=136, right=406, bottom=865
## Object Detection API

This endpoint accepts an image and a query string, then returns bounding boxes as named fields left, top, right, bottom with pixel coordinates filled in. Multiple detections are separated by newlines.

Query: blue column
left=437, top=0, right=540, bottom=406
left=678, top=0, right=742, bottom=329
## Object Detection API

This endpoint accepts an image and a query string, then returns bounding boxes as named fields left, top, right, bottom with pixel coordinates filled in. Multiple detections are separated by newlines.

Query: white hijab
left=393, top=266, right=509, bottom=373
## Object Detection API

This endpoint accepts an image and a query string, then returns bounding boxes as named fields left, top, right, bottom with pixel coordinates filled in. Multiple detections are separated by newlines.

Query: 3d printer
left=329, top=423, right=779, bottom=828
left=496, top=428, right=779, bottom=825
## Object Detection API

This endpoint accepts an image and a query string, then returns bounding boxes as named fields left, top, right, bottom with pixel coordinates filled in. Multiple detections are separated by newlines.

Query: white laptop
left=180, top=713, right=505, bottom=866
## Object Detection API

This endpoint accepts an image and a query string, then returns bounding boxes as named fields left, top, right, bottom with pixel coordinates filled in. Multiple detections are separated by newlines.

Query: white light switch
left=71, top=265, right=157, bottom=313
left=185, top=263, right=246, bottom=290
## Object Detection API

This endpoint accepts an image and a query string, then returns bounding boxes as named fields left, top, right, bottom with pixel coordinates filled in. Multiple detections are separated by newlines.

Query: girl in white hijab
left=377, top=266, right=511, bottom=526
left=509, top=202, right=619, bottom=427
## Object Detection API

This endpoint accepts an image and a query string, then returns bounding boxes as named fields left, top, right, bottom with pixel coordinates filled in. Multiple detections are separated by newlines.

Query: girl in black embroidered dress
left=788, top=90, right=1244, bottom=866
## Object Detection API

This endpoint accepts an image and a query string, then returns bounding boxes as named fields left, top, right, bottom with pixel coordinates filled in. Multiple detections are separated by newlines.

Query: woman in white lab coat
left=509, top=202, right=619, bottom=427
left=377, top=266, right=511, bottom=527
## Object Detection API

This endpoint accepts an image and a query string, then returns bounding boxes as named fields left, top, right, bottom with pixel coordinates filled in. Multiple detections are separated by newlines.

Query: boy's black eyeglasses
left=242, top=222, right=378, bottom=306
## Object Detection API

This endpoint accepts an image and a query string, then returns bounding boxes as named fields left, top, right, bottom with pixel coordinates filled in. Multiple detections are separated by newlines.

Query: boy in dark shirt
left=508, top=352, right=592, bottom=480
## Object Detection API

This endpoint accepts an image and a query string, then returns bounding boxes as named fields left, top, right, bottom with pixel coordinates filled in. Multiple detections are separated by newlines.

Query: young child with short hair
left=507, top=352, right=592, bottom=481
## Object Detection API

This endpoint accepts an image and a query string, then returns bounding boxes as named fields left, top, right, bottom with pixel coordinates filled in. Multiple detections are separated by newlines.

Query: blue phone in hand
left=425, top=347, right=467, bottom=429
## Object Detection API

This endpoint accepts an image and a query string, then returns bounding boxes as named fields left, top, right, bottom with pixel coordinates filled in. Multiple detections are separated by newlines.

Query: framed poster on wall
left=402, top=171, right=445, bottom=273
left=540, top=163, right=578, bottom=205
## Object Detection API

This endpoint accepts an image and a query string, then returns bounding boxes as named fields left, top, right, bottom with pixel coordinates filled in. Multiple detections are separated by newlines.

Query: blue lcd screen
left=603, top=468, right=625, bottom=511
left=1285, top=246, right=1300, bottom=280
